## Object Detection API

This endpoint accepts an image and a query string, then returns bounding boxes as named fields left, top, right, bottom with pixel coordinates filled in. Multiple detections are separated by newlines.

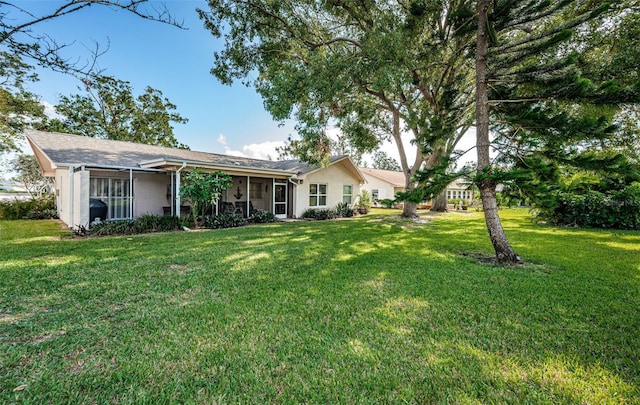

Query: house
left=445, top=178, right=475, bottom=203
left=26, top=130, right=365, bottom=228
left=358, top=167, right=406, bottom=207
left=360, top=167, right=475, bottom=208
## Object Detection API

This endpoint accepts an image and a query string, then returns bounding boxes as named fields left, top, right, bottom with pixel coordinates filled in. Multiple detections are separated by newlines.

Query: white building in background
left=360, top=167, right=475, bottom=208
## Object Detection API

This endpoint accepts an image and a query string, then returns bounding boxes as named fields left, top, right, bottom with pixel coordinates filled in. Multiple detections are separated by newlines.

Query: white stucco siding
left=134, top=172, right=170, bottom=216
left=55, top=168, right=70, bottom=227
left=73, top=169, right=90, bottom=228
left=361, top=176, right=397, bottom=202
left=295, top=162, right=362, bottom=217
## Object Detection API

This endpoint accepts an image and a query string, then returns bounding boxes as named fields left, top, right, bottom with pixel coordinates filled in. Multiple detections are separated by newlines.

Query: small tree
left=179, top=169, right=232, bottom=222
left=11, top=154, right=53, bottom=198
left=356, top=189, right=372, bottom=215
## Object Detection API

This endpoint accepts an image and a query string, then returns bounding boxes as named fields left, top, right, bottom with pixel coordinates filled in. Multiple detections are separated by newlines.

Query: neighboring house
left=446, top=178, right=475, bottom=202
left=360, top=167, right=475, bottom=208
left=359, top=167, right=406, bottom=207
left=26, top=130, right=365, bottom=228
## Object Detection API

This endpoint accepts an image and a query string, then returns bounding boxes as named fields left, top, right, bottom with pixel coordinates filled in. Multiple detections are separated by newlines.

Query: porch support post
left=68, top=165, right=74, bottom=227
left=246, top=176, right=250, bottom=217
left=175, top=162, right=187, bottom=218
left=170, top=172, right=175, bottom=216
left=129, top=168, right=133, bottom=219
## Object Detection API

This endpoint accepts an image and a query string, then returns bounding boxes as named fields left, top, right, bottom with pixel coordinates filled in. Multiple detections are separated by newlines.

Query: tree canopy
left=0, top=1, right=186, bottom=153
left=0, top=51, right=45, bottom=152
left=199, top=0, right=479, bottom=216
left=45, top=76, right=189, bottom=148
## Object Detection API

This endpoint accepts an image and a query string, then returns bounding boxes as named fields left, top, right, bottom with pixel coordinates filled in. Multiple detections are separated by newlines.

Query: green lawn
left=1, top=209, right=639, bottom=403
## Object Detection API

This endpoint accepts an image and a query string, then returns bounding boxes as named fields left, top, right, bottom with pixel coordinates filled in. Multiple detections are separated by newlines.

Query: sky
left=8, top=0, right=474, bottom=166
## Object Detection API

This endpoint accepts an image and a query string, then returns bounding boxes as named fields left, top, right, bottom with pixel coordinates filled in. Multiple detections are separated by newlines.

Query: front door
left=273, top=180, right=287, bottom=219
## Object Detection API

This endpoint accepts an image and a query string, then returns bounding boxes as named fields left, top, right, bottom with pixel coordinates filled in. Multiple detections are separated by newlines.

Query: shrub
left=356, top=190, right=372, bottom=214
left=82, top=214, right=182, bottom=236
left=202, top=213, right=246, bottom=229
left=89, top=220, right=138, bottom=236
left=134, top=214, right=182, bottom=232
left=536, top=182, right=640, bottom=230
left=0, top=194, right=56, bottom=220
left=248, top=209, right=278, bottom=224
left=447, top=198, right=469, bottom=206
left=302, top=208, right=336, bottom=220
left=335, top=202, right=354, bottom=218
left=379, top=199, right=395, bottom=209
left=25, top=209, right=58, bottom=220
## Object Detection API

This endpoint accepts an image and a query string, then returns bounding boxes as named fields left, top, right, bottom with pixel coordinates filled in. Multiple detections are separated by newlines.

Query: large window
left=309, top=183, right=327, bottom=207
left=90, top=177, right=132, bottom=220
left=343, top=185, right=353, bottom=204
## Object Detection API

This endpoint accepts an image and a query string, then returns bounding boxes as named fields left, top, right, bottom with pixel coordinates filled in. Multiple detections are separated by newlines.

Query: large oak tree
left=199, top=0, right=478, bottom=217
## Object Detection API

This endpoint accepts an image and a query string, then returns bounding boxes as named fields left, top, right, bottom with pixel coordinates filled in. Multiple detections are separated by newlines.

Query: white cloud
left=217, top=134, right=227, bottom=145
left=222, top=140, right=286, bottom=161
left=42, top=100, right=64, bottom=120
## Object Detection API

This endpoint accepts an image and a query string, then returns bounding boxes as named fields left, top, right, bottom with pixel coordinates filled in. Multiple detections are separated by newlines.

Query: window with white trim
left=309, top=183, right=327, bottom=207
left=90, top=177, right=132, bottom=220
left=343, top=185, right=352, bottom=204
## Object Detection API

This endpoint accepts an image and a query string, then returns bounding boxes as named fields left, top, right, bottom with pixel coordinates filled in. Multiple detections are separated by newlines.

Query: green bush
left=447, top=198, right=469, bottom=206
left=202, top=213, right=246, bottom=229
left=356, top=190, right=372, bottom=214
left=302, top=208, right=336, bottom=220
left=0, top=194, right=56, bottom=220
left=335, top=202, right=354, bottom=218
left=25, top=209, right=58, bottom=220
left=536, top=182, right=640, bottom=230
left=379, top=199, right=395, bottom=209
left=86, top=215, right=182, bottom=236
left=248, top=209, right=278, bottom=224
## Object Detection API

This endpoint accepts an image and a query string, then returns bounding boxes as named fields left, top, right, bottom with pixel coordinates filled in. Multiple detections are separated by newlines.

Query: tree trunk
left=475, top=0, right=521, bottom=264
left=430, top=190, right=448, bottom=212
left=401, top=180, right=418, bottom=218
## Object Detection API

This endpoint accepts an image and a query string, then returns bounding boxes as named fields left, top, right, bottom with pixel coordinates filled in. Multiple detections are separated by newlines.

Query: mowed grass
left=1, top=209, right=639, bottom=403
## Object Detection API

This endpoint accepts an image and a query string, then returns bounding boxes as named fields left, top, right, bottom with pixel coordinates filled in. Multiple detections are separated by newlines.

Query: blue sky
left=14, top=0, right=296, bottom=159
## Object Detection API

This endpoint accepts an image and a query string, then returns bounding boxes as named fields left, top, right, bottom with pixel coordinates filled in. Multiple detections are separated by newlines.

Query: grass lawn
left=1, top=209, right=639, bottom=403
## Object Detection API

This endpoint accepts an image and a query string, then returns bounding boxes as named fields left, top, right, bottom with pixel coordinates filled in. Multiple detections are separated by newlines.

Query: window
left=309, top=183, right=327, bottom=207
left=90, top=177, right=132, bottom=220
left=371, top=189, right=379, bottom=201
left=343, top=185, right=352, bottom=204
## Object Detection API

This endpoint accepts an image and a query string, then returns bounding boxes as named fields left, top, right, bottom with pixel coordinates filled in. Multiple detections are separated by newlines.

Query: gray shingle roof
left=26, top=130, right=342, bottom=175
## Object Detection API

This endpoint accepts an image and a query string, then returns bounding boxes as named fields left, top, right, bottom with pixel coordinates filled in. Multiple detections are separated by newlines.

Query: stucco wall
left=295, top=162, right=361, bottom=217
left=360, top=175, right=397, bottom=203
left=73, top=169, right=89, bottom=228
left=134, top=172, right=171, bottom=216
left=55, top=168, right=70, bottom=227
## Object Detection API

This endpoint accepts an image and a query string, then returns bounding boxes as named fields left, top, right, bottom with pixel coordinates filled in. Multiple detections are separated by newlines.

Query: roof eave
left=140, top=158, right=297, bottom=177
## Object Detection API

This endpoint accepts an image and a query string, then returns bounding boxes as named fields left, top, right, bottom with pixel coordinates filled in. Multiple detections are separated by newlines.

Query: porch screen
left=90, top=178, right=132, bottom=220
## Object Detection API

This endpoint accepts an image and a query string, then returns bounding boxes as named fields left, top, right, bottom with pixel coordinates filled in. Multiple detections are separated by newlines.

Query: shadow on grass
left=1, top=213, right=638, bottom=403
